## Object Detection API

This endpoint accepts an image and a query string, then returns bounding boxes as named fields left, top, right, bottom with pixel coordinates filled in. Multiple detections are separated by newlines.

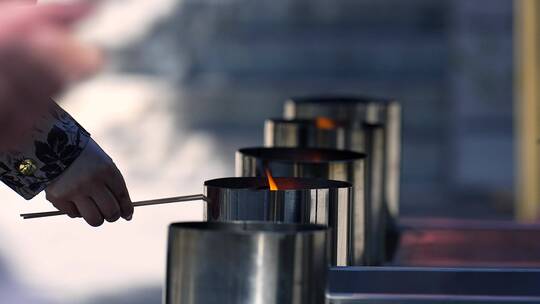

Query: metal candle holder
left=235, top=147, right=380, bottom=265
left=166, top=221, right=329, bottom=304
left=264, top=119, right=387, bottom=263
left=283, top=96, right=401, bottom=260
left=204, top=177, right=352, bottom=266
left=264, top=118, right=347, bottom=149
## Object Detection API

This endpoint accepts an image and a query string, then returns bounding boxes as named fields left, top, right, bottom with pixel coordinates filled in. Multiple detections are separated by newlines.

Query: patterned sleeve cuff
left=0, top=103, right=90, bottom=200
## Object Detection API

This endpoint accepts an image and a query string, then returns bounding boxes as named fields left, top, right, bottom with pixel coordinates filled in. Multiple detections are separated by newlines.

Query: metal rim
left=265, top=118, right=321, bottom=124
left=287, top=95, right=393, bottom=105
left=204, top=177, right=352, bottom=190
left=266, top=118, right=384, bottom=129
left=169, top=221, right=328, bottom=234
left=238, top=147, right=365, bottom=163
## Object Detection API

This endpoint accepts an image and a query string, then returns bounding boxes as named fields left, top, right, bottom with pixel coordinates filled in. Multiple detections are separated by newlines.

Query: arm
left=0, top=2, right=133, bottom=226
left=0, top=102, right=134, bottom=226
left=0, top=102, right=90, bottom=199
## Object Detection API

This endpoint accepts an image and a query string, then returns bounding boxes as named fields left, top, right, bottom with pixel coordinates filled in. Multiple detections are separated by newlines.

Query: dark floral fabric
left=0, top=103, right=90, bottom=199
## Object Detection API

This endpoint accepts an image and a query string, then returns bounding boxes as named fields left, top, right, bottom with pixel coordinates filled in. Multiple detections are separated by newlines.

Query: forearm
left=0, top=102, right=90, bottom=199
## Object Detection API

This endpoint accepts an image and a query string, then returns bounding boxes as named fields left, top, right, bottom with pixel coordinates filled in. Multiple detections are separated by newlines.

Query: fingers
left=92, top=185, right=121, bottom=223
left=51, top=200, right=80, bottom=218
left=47, top=182, right=130, bottom=227
left=0, top=2, right=93, bottom=35
left=40, top=3, right=94, bottom=27
left=43, top=139, right=131, bottom=227
left=0, top=1, right=102, bottom=86
left=73, top=196, right=104, bottom=227
left=105, top=167, right=133, bottom=221
left=20, top=2, right=94, bottom=28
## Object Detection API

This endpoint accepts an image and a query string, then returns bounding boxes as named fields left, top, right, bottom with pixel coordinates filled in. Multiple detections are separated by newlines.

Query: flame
left=265, top=169, right=278, bottom=191
left=316, top=117, right=337, bottom=130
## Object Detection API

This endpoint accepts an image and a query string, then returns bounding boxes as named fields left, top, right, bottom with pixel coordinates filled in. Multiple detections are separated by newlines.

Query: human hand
left=0, top=1, right=102, bottom=84
left=0, top=1, right=102, bottom=150
left=45, top=139, right=133, bottom=227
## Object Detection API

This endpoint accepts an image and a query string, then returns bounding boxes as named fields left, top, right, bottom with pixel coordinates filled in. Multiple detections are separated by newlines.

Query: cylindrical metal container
left=283, top=96, right=401, bottom=258
left=264, top=119, right=387, bottom=263
left=236, top=147, right=376, bottom=265
left=204, top=177, right=352, bottom=266
left=264, top=118, right=347, bottom=149
left=166, top=221, right=329, bottom=304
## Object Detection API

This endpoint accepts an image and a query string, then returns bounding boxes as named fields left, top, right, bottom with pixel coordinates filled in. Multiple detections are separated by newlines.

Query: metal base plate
left=327, top=267, right=540, bottom=303
left=327, top=219, right=540, bottom=303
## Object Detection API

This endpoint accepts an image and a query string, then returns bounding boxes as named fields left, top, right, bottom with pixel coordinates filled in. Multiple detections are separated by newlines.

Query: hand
left=0, top=1, right=102, bottom=150
left=45, top=139, right=134, bottom=227
left=0, top=1, right=102, bottom=84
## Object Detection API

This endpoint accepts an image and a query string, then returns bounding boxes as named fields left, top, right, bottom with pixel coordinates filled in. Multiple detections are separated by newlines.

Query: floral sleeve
left=0, top=102, right=90, bottom=199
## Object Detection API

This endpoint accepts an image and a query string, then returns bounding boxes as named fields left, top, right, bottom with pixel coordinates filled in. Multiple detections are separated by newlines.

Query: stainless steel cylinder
left=204, top=177, right=352, bottom=266
left=283, top=96, right=401, bottom=258
left=264, top=118, right=347, bottom=149
left=166, top=222, right=329, bottom=304
left=264, top=119, right=387, bottom=264
left=236, top=147, right=375, bottom=265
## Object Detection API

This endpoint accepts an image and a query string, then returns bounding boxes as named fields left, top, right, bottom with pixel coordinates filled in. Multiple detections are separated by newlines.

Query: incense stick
left=20, top=194, right=207, bottom=220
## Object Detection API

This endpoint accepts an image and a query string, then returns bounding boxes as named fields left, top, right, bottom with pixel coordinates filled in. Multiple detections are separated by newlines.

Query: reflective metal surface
left=236, top=147, right=376, bottom=265
left=264, top=120, right=387, bottom=263
left=283, top=96, right=401, bottom=243
left=327, top=267, right=540, bottom=303
left=264, top=118, right=347, bottom=149
left=165, top=221, right=329, bottom=304
left=395, top=218, right=540, bottom=268
left=204, top=177, right=352, bottom=266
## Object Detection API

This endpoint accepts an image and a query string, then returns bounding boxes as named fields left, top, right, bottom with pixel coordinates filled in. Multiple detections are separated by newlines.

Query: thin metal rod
left=20, top=194, right=207, bottom=220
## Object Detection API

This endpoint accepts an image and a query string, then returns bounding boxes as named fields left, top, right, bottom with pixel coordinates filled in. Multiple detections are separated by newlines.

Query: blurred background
left=0, top=0, right=518, bottom=302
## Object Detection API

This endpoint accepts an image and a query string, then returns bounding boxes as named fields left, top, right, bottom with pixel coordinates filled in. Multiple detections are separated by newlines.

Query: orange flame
left=265, top=169, right=278, bottom=191
left=316, top=117, right=337, bottom=130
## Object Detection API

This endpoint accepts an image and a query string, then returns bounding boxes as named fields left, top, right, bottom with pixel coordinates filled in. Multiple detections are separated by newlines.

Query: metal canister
left=236, top=147, right=376, bottom=265
left=204, top=177, right=352, bottom=266
left=264, top=118, right=347, bottom=149
left=165, top=221, right=329, bottom=304
left=284, top=96, right=401, bottom=259
left=264, top=120, right=387, bottom=263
